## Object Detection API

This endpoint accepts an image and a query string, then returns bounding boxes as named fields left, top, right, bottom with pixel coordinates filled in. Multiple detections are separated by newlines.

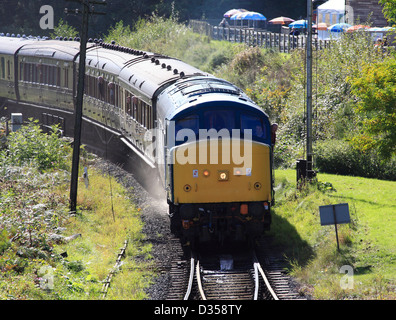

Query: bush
left=315, top=139, right=396, bottom=180
left=0, top=119, right=70, bottom=172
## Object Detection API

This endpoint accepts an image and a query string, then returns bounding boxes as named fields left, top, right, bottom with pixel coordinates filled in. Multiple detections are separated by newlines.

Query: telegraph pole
left=67, top=0, right=106, bottom=213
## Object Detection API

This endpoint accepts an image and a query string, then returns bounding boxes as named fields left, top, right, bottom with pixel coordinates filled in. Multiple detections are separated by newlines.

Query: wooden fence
left=189, top=20, right=331, bottom=53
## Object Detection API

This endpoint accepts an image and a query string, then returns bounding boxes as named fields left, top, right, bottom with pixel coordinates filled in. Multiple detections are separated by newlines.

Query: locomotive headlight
left=218, top=170, right=229, bottom=181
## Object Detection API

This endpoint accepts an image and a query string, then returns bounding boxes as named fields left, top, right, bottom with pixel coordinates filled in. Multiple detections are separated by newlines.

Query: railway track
left=166, top=237, right=304, bottom=300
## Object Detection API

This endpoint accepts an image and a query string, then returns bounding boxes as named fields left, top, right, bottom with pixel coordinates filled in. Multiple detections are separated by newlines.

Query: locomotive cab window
left=241, top=113, right=267, bottom=141
left=175, top=114, right=199, bottom=144
left=203, top=110, right=234, bottom=132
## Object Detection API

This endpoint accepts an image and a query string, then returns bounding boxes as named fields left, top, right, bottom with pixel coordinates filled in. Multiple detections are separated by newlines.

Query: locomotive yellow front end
left=158, top=77, right=275, bottom=245
left=168, top=126, right=273, bottom=244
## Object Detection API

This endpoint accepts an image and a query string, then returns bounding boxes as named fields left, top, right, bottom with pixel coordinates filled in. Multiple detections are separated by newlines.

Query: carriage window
left=64, top=69, right=69, bottom=88
left=125, top=92, right=132, bottom=115
left=108, top=82, right=115, bottom=104
left=19, top=62, right=24, bottom=81
left=241, top=113, right=266, bottom=140
left=57, top=67, right=61, bottom=87
left=1, top=57, right=5, bottom=79
left=24, top=63, right=30, bottom=82
left=203, top=110, right=234, bottom=132
left=7, top=60, right=10, bottom=79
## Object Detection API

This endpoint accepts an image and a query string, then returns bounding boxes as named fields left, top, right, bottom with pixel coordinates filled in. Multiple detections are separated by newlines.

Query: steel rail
left=196, top=260, right=207, bottom=300
left=183, top=253, right=196, bottom=300
left=253, top=252, right=279, bottom=300
left=253, top=261, right=260, bottom=300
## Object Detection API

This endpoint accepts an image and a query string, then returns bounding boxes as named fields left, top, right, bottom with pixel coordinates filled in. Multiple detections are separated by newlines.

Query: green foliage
left=349, top=58, right=396, bottom=159
left=240, top=32, right=395, bottom=180
left=105, top=15, right=189, bottom=55
left=315, top=139, right=396, bottom=180
left=0, top=229, right=11, bottom=254
left=0, top=0, right=308, bottom=38
left=0, top=119, right=70, bottom=172
left=0, top=160, right=152, bottom=299
left=104, top=15, right=246, bottom=74
left=380, top=0, right=396, bottom=25
left=50, top=18, right=78, bottom=39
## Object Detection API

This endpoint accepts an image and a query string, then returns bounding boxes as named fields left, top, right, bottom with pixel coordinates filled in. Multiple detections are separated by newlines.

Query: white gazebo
left=316, top=0, right=346, bottom=40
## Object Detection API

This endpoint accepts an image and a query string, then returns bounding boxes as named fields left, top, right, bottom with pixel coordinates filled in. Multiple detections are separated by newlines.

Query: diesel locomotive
left=0, top=34, right=274, bottom=244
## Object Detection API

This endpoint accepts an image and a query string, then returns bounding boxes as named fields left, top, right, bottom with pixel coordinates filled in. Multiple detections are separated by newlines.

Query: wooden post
left=68, top=0, right=106, bottom=214
left=332, top=205, right=340, bottom=252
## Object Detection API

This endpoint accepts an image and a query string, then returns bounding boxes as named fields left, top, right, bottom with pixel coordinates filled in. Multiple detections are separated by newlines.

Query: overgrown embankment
left=0, top=120, right=153, bottom=299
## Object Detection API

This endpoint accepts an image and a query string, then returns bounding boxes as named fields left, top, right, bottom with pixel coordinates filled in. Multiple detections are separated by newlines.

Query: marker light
left=203, top=169, right=210, bottom=177
left=240, top=204, right=248, bottom=215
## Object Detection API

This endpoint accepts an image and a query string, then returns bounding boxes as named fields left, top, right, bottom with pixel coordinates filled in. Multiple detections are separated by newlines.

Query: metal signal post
left=67, top=0, right=106, bottom=213
left=306, top=0, right=313, bottom=180
left=304, top=0, right=326, bottom=181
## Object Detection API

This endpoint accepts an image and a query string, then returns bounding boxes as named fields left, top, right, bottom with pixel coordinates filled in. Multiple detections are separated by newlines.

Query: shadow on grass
left=269, top=209, right=315, bottom=269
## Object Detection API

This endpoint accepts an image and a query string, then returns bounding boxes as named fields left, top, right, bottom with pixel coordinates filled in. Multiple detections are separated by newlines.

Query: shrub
left=314, top=139, right=396, bottom=180
left=0, top=119, right=70, bottom=172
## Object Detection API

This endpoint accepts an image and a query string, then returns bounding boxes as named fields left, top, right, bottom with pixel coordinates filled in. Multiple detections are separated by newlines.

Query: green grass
left=52, top=167, right=154, bottom=299
left=272, top=169, right=396, bottom=299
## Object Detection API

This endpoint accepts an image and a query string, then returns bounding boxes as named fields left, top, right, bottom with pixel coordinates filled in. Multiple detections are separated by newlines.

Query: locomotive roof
left=156, top=76, right=265, bottom=121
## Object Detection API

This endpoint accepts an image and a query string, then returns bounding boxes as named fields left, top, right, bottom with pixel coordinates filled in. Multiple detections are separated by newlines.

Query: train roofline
left=165, top=90, right=268, bottom=121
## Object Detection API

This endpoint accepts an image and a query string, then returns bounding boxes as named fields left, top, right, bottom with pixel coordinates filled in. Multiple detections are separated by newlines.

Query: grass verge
left=0, top=159, right=153, bottom=300
left=272, top=169, right=396, bottom=299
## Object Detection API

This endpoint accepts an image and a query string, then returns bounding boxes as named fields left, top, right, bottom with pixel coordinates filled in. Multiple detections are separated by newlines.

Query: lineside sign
left=319, top=203, right=350, bottom=251
left=319, top=203, right=350, bottom=226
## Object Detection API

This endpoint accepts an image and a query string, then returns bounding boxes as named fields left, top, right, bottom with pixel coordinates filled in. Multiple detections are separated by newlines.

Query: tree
left=380, top=0, right=396, bottom=24
left=50, top=18, right=78, bottom=39
left=350, top=57, right=396, bottom=159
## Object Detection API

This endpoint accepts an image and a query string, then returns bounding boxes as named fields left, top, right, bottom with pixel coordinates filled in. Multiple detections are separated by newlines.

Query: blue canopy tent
left=230, top=12, right=245, bottom=27
left=288, top=19, right=308, bottom=29
left=328, top=23, right=351, bottom=32
left=230, top=11, right=267, bottom=28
